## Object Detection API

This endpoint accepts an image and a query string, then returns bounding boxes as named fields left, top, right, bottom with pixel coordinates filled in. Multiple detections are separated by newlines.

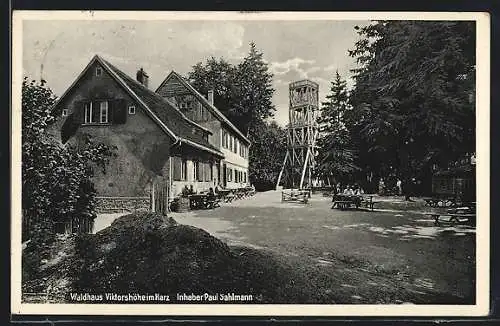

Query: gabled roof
left=155, top=71, right=251, bottom=145
left=52, top=55, right=223, bottom=157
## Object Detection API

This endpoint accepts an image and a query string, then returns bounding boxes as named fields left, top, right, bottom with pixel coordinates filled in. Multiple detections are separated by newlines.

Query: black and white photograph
left=11, top=11, right=489, bottom=316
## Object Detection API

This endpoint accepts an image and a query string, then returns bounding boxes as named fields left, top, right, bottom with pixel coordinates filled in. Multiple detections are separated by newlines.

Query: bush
left=22, top=78, right=115, bottom=242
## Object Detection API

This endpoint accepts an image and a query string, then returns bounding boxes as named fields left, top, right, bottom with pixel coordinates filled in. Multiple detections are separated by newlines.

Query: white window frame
left=193, top=161, right=198, bottom=181
left=181, top=159, right=187, bottom=181
left=100, top=101, right=108, bottom=123
left=96, top=67, right=103, bottom=76
left=128, top=105, right=136, bottom=115
left=62, top=109, right=68, bottom=117
left=84, top=102, right=93, bottom=124
left=179, top=102, right=187, bottom=109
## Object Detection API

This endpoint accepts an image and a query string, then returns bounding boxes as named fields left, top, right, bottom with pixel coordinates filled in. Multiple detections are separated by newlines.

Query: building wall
left=157, top=75, right=250, bottom=189
left=170, top=144, right=221, bottom=197
left=48, top=60, right=172, bottom=198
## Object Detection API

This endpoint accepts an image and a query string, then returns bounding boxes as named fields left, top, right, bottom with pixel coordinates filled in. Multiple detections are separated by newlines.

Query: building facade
left=49, top=55, right=232, bottom=213
left=155, top=71, right=251, bottom=191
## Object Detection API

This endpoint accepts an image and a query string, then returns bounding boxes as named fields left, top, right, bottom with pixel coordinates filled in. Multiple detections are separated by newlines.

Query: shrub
left=22, top=78, right=115, bottom=242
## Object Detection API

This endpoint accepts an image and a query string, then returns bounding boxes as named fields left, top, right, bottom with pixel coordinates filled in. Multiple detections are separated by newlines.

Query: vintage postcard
left=11, top=11, right=490, bottom=317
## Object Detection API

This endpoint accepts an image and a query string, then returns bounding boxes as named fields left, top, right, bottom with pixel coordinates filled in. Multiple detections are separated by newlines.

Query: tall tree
left=348, top=21, right=476, bottom=183
left=234, top=42, right=276, bottom=136
left=315, top=71, right=358, bottom=184
left=187, top=57, right=237, bottom=121
left=248, top=120, right=287, bottom=191
left=187, top=42, right=276, bottom=137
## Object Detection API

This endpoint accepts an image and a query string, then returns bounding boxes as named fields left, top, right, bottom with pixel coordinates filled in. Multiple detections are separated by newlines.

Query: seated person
left=343, top=186, right=354, bottom=196
left=189, top=185, right=195, bottom=194
left=354, top=186, right=365, bottom=196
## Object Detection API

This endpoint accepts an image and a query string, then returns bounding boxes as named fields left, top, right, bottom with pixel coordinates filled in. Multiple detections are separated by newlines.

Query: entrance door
left=222, top=163, right=227, bottom=188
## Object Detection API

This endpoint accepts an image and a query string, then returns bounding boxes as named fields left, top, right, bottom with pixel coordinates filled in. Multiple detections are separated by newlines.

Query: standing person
left=378, top=178, right=385, bottom=195
left=404, top=178, right=414, bottom=202
left=396, top=178, right=402, bottom=196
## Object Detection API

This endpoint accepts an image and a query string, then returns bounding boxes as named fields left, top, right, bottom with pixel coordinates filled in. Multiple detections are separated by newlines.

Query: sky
left=22, top=19, right=369, bottom=126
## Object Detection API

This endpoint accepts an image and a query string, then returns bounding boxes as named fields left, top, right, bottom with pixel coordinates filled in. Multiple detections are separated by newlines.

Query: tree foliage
left=348, top=21, right=475, bottom=183
left=188, top=42, right=279, bottom=187
left=22, top=78, right=115, bottom=244
left=248, top=121, right=287, bottom=191
left=315, top=71, right=358, bottom=183
left=187, top=42, right=275, bottom=137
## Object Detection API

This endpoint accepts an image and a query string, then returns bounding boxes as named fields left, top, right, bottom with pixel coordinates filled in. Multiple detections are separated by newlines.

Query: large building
left=48, top=55, right=250, bottom=213
left=155, top=71, right=251, bottom=193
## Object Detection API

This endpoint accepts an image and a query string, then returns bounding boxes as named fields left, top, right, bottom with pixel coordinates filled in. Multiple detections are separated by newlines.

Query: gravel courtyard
left=170, top=191, right=476, bottom=303
left=94, top=190, right=476, bottom=304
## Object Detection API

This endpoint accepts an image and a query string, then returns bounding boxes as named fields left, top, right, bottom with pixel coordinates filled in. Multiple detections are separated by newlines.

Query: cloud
left=269, top=57, right=316, bottom=77
left=183, top=22, right=245, bottom=54
left=324, top=64, right=339, bottom=72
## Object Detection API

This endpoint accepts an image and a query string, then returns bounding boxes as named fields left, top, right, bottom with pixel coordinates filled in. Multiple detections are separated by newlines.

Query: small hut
left=431, top=165, right=475, bottom=201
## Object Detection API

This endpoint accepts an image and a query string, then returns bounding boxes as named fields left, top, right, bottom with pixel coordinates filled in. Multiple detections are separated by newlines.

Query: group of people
left=379, top=177, right=418, bottom=201
left=334, top=183, right=365, bottom=196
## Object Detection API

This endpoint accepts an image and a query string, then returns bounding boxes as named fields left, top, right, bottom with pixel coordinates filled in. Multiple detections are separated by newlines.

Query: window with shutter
left=113, top=99, right=127, bottom=124
left=61, top=113, right=78, bottom=143
left=173, top=157, right=182, bottom=181
left=92, top=101, right=100, bottom=123
left=198, top=162, right=204, bottom=181
left=73, top=101, right=85, bottom=124
left=202, top=163, right=207, bottom=182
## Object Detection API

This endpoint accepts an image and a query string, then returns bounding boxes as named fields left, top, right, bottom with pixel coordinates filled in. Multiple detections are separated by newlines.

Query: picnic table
left=331, top=194, right=363, bottom=210
left=216, top=189, right=234, bottom=203
left=425, top=205, right=476, bottom=226
left=188, top=193, right=221, bottom=210
left=331, top=194, right=380, bottom=211
left=234, top=188, right=247, bottom=200
left=422, top=194, right=458, bottom=208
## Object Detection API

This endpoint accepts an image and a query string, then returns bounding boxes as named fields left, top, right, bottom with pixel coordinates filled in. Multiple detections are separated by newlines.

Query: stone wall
left=95, top=196, right=151, bottom=213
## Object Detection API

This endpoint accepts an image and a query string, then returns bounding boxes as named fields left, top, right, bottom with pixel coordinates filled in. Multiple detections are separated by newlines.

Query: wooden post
left=276, top=152, right=289, bottom=190
left=299, top=149, right=310, bottom=189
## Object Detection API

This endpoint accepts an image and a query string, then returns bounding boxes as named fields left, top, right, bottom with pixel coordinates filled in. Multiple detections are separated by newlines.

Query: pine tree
left=235, top=42, right=276, bottom=136
left=315, top=71, right=358, bottom=183
left=348, top=21, right=476, bottom=180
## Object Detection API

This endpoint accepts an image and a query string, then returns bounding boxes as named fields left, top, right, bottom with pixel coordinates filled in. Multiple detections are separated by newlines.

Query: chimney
left=136, top=67, right=149, bottom=88
left=207, top=89, right=214, bottom=106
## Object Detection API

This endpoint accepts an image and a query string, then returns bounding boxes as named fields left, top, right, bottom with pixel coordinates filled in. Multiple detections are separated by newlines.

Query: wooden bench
left=425, top=212, right=476, bottom=226
left=205, top=196, right=221, bottom=209
left=364, top=200, right=380, bottom=211
left=282, top=191, right=309, bottom=204
left=224, top=193, right=235, bottom=203
left=332, top=200, right=354, bottom=210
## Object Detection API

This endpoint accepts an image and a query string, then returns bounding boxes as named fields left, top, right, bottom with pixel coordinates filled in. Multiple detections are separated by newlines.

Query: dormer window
left=128, top=105, right=136, bottom=115
left=96, top=67, right=103, bottom=76
left=62, top=109, right=68, bottom=117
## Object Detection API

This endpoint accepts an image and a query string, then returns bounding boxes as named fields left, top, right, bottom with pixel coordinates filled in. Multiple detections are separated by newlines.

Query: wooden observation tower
left=276, top=80, right=319, bottom=189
